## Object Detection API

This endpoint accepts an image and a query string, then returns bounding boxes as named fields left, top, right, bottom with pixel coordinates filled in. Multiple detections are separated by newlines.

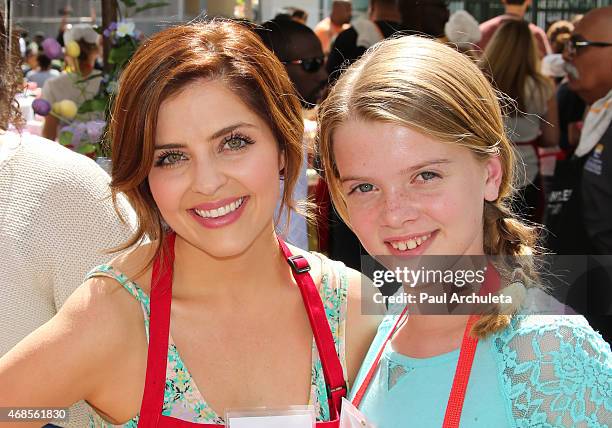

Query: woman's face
left=148, top=79, right=284, bottom=258
left=332, top=120, right=502, bottom=257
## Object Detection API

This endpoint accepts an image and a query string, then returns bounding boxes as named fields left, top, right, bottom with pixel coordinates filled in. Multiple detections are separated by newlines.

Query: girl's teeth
left=389, top=233, right=432, bottom=251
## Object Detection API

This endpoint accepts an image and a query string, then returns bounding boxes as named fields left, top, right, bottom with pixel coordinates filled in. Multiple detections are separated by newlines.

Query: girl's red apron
left=137, top=232, right=346, bottom=427
left=351, top=266, right=502, bottom=428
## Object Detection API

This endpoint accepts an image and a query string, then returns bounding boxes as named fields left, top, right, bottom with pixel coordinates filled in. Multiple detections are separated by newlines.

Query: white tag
left=340, top=398, right=377, bottom=428
left=226, top=406, right=315, bottom=428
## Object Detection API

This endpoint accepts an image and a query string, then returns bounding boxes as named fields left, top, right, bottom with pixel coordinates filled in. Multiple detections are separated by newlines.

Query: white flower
left=116, top=21, right=136, bottom=38
left=445, top=10, right=481, bottom=47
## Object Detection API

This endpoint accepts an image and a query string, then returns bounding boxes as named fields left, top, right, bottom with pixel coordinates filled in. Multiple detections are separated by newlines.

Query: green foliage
left=134, top=2, right=170, bottom=15
left=77, top=143, right=97, bottom=155
left=59, top=131, right=74, bottom=147
left=78, top=98, right=107, bottom=115
left=119, top=0, right=169, bottom=17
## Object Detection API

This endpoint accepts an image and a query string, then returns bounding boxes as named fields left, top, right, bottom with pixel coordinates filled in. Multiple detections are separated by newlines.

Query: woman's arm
left=0, top=276, right=145, bottom=425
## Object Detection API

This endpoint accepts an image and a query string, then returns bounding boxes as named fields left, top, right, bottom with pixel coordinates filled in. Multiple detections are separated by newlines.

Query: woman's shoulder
left=91, top=242, right=156, bottom=295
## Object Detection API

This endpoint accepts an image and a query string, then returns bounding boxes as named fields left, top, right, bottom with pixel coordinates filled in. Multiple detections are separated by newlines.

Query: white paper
left=340, top=397, right=377, bottom=428
left=228, top=414, right=313, bottom=428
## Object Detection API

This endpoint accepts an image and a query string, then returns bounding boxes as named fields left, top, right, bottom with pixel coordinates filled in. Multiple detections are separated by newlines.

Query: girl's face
left=148, top=79, right=284, bottom=258
left=332, top=120, right=502, bottom=257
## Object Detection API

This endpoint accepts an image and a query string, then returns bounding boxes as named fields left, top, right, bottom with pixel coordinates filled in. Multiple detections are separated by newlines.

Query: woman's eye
left=155, top=151, right=187, bottom=167
left=416, top=171, right=440, bottom=182
left=349, top=183, right=375, bottom=194
left=222, top=134, right=254, bottom=151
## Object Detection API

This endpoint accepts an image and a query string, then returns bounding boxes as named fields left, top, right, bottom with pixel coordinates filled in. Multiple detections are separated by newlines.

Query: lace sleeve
left=494, top=315, right=612, bottom=427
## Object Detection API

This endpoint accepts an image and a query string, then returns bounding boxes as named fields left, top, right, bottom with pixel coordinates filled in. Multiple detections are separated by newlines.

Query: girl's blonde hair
left=318, top=36, right=538, bottom=337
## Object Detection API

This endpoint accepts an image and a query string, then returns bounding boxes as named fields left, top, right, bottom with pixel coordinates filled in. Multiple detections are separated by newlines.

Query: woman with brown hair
left=318, top=35, right=610, bottom=427
left=0, top=20, right=379, bottom=427
left=481, top=19, right=560, bottom=222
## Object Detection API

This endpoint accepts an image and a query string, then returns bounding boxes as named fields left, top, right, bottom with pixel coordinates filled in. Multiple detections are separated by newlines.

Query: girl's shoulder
left=489, top=314, right=611, bottom=426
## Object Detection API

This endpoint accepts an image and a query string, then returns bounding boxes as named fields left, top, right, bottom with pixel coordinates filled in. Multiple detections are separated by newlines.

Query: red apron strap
left=277, top=238, right=347, bottom=420
left=441, top=314, right=479, bottom=428
left=138, top=232, right=176, bottom=427
left=351, top=306, right=409, bottom=408
left=351, top=264, right=502, bottom=427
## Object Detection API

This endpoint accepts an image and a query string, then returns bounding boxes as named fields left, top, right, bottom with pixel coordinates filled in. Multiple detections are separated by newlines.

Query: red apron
left=137, top=232, right=346, bottom=427
left=351, top=266, right=501, bottom=428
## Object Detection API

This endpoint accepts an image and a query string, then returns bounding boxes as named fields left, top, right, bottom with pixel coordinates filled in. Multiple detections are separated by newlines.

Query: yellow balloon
left=59, top=100, right=78, bottom=119
left=65, top=40, right=81, bottom=58
left=51, top=102, right=62, bottom=115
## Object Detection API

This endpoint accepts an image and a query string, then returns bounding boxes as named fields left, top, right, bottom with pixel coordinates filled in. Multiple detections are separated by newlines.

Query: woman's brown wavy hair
left=0, top=9, right=24, bottom=131
left=108, top=19, right=303, bottom=265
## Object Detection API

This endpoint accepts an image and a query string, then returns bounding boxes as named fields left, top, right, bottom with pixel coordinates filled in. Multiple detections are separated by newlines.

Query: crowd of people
left=1, top=1, right=611, bottom=427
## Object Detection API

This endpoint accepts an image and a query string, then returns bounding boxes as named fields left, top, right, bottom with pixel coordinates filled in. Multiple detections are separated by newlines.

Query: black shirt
left=326, top=20, right=406, bottom=83
left=582, top=121, right=612, bottom=253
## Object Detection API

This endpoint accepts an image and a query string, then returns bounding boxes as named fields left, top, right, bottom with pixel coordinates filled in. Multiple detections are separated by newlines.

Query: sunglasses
left=565, top=35, right=612, bottom=56
left=283, top=56, right=324, bottom=73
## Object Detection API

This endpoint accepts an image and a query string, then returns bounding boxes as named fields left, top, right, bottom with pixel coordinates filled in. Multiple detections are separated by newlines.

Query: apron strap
left=139, top=233, right=345, bottom=426
left=277, top=238, right=347, bottom=420
left=138, top=232, right=176, bottom=427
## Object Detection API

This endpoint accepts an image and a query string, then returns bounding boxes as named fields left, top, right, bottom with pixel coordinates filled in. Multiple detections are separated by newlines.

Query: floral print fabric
left=85, top=256, right=349, bottom=427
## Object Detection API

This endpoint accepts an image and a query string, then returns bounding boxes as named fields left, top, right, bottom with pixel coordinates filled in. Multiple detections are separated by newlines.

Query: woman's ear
left=278, top=150, right=286, bottom=177
left=484, top=155, right=503, bottom=202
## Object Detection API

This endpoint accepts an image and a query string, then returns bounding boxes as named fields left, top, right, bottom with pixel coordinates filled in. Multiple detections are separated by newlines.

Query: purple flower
left=41, top=38, right=62, bottom=60
left=32, top=98, right=51, bottom=116
left=108, top=22, right=118, bottom=31
left=86, top=120, right=106, bottom=143
left=103, top=28, right=111, bottom=38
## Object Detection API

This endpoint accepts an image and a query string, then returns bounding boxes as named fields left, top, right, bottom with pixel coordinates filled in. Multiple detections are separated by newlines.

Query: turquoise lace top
left=350, top=313, right=612, bottom=427
left=85, top=255, right=349, bottom=427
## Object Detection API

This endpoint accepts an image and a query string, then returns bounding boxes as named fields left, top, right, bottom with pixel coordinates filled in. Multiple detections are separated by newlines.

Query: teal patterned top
left=350, top=312, right=612, bottom=427
left=85, top=255, right=349, bottom=427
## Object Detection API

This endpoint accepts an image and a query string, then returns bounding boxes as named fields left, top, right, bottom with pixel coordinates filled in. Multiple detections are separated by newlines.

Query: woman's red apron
left=137, top=232, right=346, bottom=427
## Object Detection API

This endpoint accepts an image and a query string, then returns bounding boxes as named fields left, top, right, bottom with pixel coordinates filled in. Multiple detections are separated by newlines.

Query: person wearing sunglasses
left=255, top=18, right=329, bottom=252
left=558, top=6, right=612, bottom=343
left=257, top=18, right=328, bottom=108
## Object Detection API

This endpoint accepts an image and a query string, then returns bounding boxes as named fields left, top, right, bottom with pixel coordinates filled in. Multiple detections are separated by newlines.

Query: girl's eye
left=416, top=171, right=440, bottom=182
left=154, top=150, right=187, bottom=167
left=349, top=183, right=375, bottom=195
left=222, top=134, right=254, bottom=152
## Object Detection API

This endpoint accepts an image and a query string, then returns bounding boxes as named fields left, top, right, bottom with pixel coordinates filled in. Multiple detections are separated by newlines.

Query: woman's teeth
left=389, top=233, right=431, bottom=251
left=194, top=197, right=244, bottom=218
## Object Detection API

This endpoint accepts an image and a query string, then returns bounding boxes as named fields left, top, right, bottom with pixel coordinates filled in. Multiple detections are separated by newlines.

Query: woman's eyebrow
left=209, top=122, right=257, bottom=140
left=154, top=122, right=258, bottom=149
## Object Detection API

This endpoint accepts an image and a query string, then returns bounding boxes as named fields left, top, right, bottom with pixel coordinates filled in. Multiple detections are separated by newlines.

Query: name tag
left=226, top=406, right=315, bottom=428
left=340, top=398, right=377, bottom=428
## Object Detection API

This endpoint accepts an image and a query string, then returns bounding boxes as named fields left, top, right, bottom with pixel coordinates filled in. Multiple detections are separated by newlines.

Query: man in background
left=314, top=0, right=352, bottom=55
left=256, top=18, right=328, bottom=250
